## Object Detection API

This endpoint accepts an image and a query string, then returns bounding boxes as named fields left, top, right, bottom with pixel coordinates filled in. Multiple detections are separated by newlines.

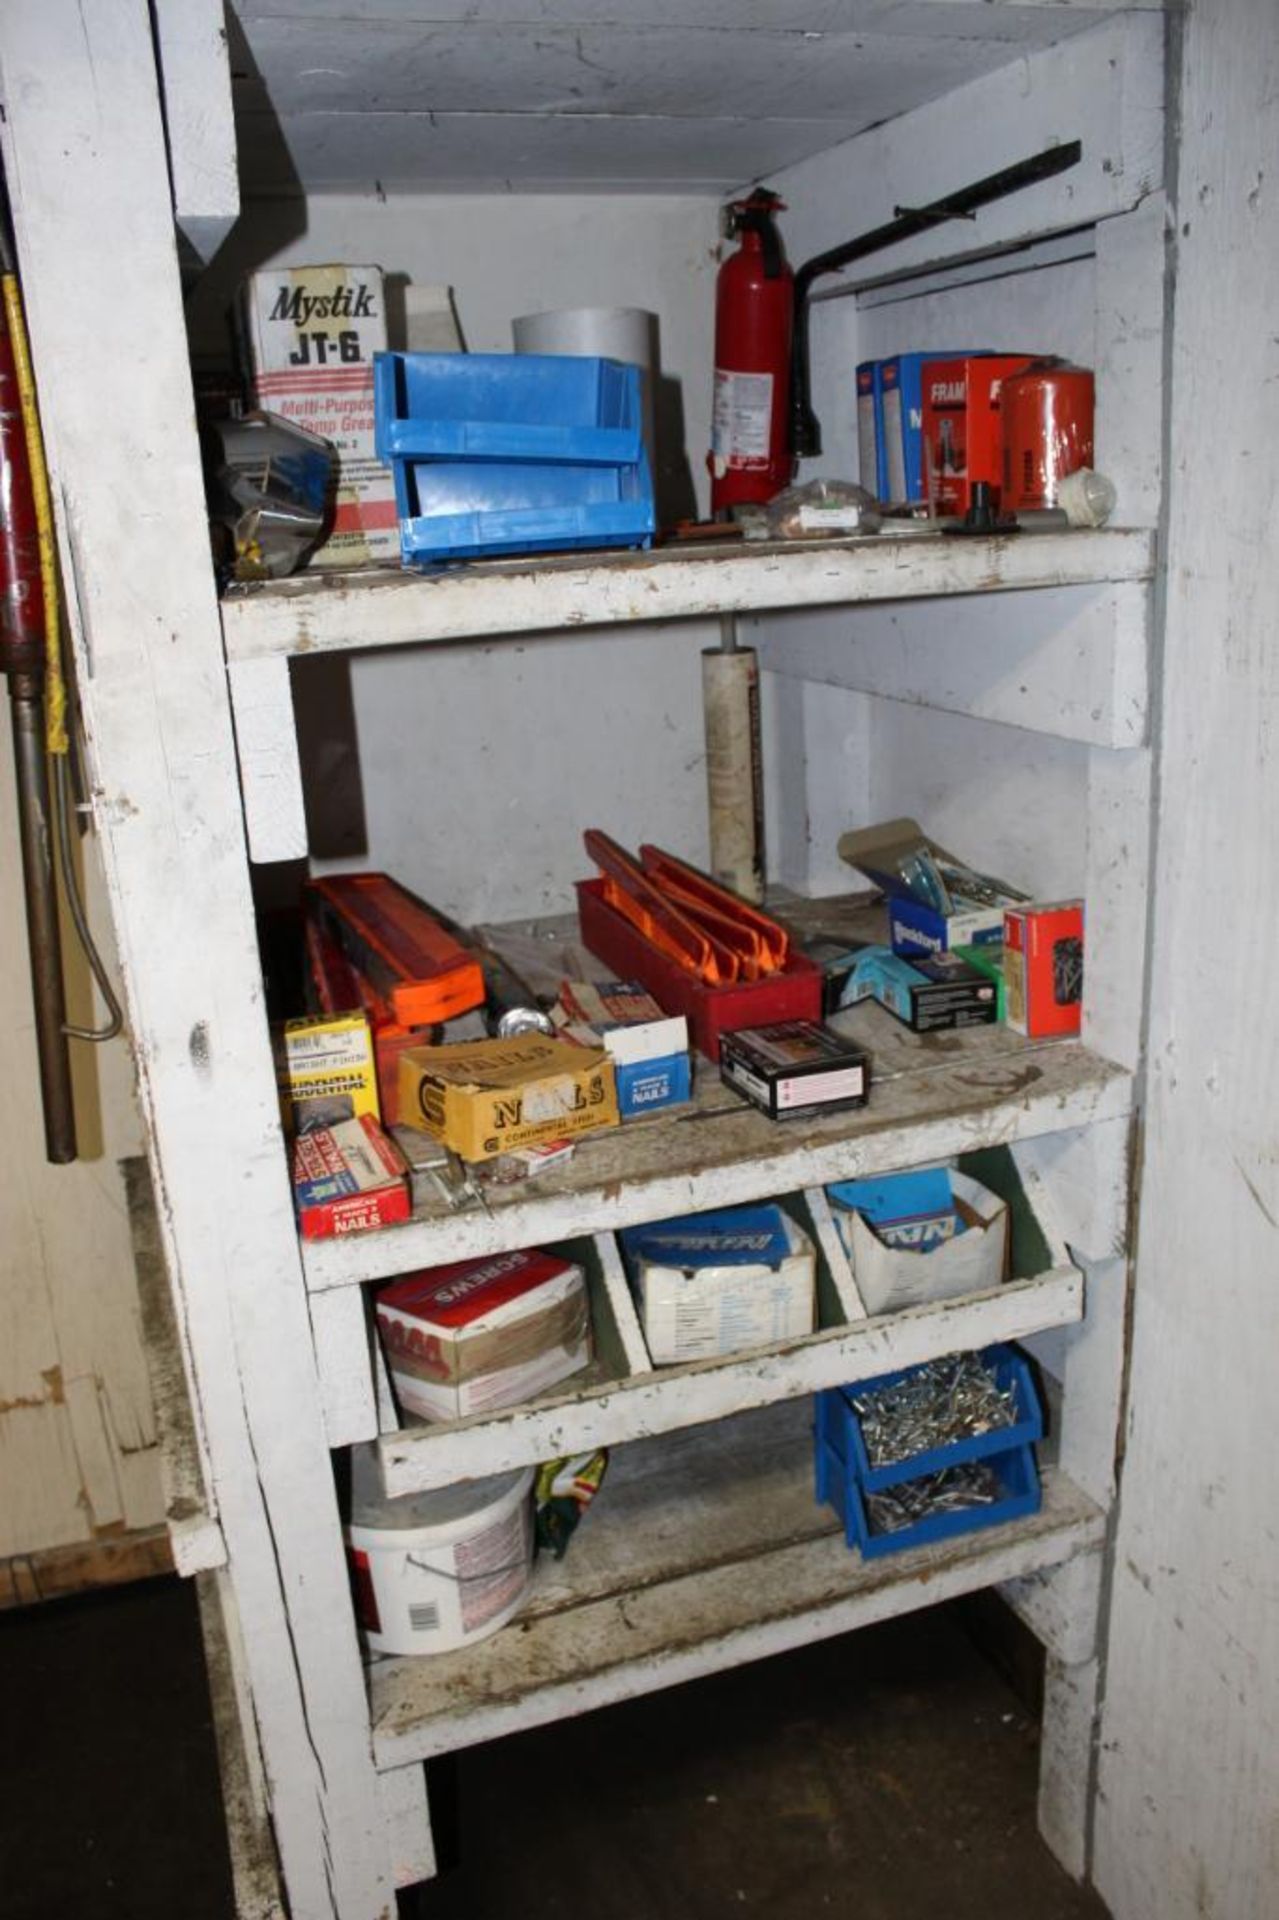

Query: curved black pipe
left=790, top=140, right=1082, bottom=461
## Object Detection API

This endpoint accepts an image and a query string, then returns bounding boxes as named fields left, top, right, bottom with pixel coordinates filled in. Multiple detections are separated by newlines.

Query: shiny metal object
left=852, top=1352, right=1017, bottom=1471
left=495, top=1004, right=554, bottom=1039
left=865, top=1461, right=1002, bottom=1536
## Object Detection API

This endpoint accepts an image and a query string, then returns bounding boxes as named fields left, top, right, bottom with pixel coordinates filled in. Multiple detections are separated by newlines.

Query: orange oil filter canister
left=1001, top=363, right=1095, bottom=512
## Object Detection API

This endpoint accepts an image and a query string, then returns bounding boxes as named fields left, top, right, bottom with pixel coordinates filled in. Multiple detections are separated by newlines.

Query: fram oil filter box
left=1003, top=900, right=1084, bottom=1038
left=376, top=1248, right=591, bottom=1422
left=241, top=265, right=397, bottom=568
left=921, top=354, right=1035, bottom=515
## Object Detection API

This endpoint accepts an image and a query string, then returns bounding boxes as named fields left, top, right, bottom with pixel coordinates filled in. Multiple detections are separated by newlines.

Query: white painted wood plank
left=235, top=1, right=1133, bottom=25
left=62, top=1376, right=126, bottom=1531
left=376, top=1767, right=436, bottom=1891
left=371, top=1330, right=399, bottom=1437
left=1039, top=1654, right=1101, bottom=1882
left=769, top=14, right=1165, bottom=284
left=196, top=1570, right=286, bottom=1920
left=804, top=1184, right=869, bottom=1321
left=1097, top=12, right=1279, bottom=1909
left=227, top=657, right=308, bottom=864
left=220, top=530, right=1155, bottom=664
left=1046, top=1252, right=1128, bottom=1509
left=237, top=19, right=1024, bottom=121
left=152, top=0, right=240, bottom=263
left=593, top=1232, right=654, bottom=1378
left=311, top=1288, right=379, bottom=1449
left=1012, top=1117, right=1131, bottom=1266
left=305, top=1035, right=1132, bottom=1290
left=378, top=1267, right=1081, bottom=1495
left=1003, top=1547, right=1103, bottom=1667
left=755, top=582, right=1150, bottom=749
left=1082, top=744, right=1152, bottom=1072
left=370, top=1398, right=1102, bottom=1765
left=1094, top=192, right=1169, bottom=531
left=0, top=11, right=389, bottom=1916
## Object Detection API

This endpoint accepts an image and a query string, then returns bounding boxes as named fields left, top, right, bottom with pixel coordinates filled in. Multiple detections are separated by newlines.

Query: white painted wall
left=0, top=726, right=162, bottom=1557
left=749, top=16, right=1161, bottom=909
left=192, top=191, right=726, bottom=920
left=1093, top=4, right=1279, bottom=1915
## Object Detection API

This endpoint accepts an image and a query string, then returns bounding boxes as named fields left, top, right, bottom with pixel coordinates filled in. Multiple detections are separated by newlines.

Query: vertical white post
left=0, top=8, right=390, bottom=1915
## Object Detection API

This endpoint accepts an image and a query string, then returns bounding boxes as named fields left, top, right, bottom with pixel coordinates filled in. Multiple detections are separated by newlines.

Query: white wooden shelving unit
left=228, top=525, right=1143, bottom=1894
left=0, top=5, right=1167, bottom=1918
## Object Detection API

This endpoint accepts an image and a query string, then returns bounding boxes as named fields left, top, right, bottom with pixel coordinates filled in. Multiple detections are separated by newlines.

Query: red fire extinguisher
left=709, top=189, right=794, bottom=516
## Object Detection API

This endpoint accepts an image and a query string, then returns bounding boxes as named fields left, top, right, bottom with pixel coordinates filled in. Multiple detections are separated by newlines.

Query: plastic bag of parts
left=534, top=1449, right=609, bottom=1558
left=203, top=411, right=334, bottom=582
left=738, top=478, right=881, bottom=542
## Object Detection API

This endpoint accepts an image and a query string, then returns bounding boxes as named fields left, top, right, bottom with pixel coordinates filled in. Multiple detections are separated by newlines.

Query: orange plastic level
left=307, top=873, right=485, bottom=1027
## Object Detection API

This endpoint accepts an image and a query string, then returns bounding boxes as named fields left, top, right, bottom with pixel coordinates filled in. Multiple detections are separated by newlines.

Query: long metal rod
left=9, top=671, right=76, bottom=1160
left=790, top=140, right=1083, bottom=459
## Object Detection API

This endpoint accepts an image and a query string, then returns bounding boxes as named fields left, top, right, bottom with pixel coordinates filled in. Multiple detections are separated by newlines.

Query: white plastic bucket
left=346, top=1447, right=535, bottom=1656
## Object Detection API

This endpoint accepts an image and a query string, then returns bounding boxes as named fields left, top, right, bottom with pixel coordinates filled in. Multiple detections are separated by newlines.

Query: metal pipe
left=790, top=140, right=1083, bottom=460
left=9, top=670, right=76, bottom=1160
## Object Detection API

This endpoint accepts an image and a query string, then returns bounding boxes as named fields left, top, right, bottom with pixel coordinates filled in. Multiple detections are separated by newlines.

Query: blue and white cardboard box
left=887, top=891, right=1010, bottom=956
left=856, top=360, right=888, bottom=500
left=621, top=1205, right=816, bottom=1364
left=614, top=1052, right=692, bottom=1120
left=555, top=979, right=691, bottom=1121
left=830, top=1168, right=1007, bottom=1316
left=881, top=350, right=977, bottom=504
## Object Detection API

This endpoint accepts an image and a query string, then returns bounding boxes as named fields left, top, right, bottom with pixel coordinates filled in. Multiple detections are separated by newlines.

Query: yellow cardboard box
left=275, top=1012, right=380, bottom=1132
left=398, top=1034, right=619, bottom=1162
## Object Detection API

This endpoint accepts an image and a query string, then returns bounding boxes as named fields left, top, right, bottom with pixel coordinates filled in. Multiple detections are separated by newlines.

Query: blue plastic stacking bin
left=816, top=1343, right=1044, bottom=1493
left=374, top=351, right=655, bottom=564
left=815, top=1428, right=1041, bottom=1559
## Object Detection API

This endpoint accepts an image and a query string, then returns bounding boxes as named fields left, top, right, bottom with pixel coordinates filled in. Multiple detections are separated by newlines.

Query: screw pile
left=852, top=1352, right=1017, bottom=1470
left=865, top=1461, right=1003, bottom=1535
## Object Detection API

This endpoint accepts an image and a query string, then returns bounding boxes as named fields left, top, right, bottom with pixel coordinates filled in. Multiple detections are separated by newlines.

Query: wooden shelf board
left=368, top=1400, right=1104, bottom=1769
left=222, top=527, right=1155, bottom=663
left=377, top=1265, right=1082, bottom=1497
left=304, top=1025, right=1131, bottom=1291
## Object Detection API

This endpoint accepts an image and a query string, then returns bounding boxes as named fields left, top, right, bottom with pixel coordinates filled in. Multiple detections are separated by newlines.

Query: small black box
left=720, top=1021, right=871, bottom=1121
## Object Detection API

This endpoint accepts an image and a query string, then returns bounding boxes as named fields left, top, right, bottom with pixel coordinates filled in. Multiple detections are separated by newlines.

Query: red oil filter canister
left=1001, top=363, right=1094, bottom=511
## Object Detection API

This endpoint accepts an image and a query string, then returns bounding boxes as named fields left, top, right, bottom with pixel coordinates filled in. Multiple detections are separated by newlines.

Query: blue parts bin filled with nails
left=815, top=1343, right=1044, bottom=1559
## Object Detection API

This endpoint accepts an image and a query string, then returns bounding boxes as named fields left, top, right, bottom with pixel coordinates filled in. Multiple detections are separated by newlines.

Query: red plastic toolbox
left=576, top=877, right=822, bottom=1062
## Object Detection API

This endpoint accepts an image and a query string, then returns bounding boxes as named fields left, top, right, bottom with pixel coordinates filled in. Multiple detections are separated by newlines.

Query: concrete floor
left=0, top=1574, right=1109, bottom=1919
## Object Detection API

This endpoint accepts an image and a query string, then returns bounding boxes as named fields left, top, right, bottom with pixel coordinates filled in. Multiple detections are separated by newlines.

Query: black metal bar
left=790, top=140, right=1082, bottom=460
left=9, top=672, right=76, bottom=1161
